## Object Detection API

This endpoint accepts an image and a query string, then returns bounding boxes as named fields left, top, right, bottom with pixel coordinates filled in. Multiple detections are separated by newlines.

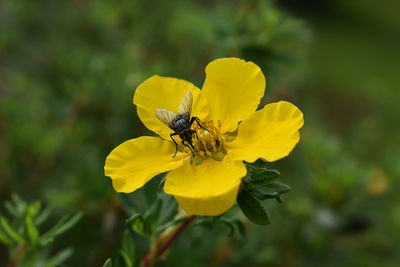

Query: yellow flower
left=104, top=58, right=304, bottom=216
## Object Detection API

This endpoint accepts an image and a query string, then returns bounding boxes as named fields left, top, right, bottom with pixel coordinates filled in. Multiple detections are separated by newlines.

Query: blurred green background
left=1, top=0, right=400, bottom=265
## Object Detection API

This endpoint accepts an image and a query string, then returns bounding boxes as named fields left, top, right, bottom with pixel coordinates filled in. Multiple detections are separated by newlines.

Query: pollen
left=190, top=120, right=227, bottom=165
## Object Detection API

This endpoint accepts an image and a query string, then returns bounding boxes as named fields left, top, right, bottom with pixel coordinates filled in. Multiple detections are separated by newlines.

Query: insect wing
left=178, top=91, right=193, bottom=116
left=155, top=109, right=176, bottom=129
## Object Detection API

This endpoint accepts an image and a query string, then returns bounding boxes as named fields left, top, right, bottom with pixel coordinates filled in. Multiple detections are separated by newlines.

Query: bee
left=155, top=91, right=206, bottom=157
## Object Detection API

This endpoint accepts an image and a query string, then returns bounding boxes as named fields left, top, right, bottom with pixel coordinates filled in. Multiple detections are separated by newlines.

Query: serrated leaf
left=248, top=166, right=280, bottom=186
left=237, top=190, right=270, bottom=225
left=103, top=258, right=112, bottom=267
left=25, top=214, right=39, bottom=245
left=39, top=212, right=82, bottom=246
left=121, top=230, right=135, bottom=266
left=0, top=216, right=25, bottom=243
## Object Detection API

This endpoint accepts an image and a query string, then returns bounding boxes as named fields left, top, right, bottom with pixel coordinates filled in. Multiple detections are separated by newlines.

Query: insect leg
left=170, top=133, right=179, bottom=157
left=190, top=129, right=199, bottom=140
left=190, top=116, right=209, bottom=132
left=181, top=139, right=195, bottom=157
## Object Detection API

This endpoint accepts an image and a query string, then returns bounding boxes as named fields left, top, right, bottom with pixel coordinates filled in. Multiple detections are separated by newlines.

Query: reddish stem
left=141, top=215, right=196, bottom=267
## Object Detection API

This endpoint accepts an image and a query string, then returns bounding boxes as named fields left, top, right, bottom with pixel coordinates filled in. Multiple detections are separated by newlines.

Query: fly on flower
left=105, top=57, right=304, bottom=216
left=155, top=91, right=207, bottom=157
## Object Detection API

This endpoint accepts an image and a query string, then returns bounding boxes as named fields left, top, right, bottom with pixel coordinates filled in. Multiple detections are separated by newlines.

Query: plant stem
left=141, top=215, right=196, bottom=267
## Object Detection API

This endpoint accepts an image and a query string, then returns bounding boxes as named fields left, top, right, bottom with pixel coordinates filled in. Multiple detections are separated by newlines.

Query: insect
left=155, top=91, right=206, bottom=157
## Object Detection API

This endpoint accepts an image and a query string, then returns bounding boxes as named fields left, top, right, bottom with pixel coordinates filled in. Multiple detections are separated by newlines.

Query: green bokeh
left=1, top=0, right=399, bottom=265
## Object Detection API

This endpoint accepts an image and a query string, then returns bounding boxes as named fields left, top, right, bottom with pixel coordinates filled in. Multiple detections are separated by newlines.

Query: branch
left=141, top=215, right=196, bottom=267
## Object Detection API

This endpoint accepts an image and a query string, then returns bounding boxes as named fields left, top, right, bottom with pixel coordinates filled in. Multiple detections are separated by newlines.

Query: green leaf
left=232, top=219, right=246, bottom=238
left=121, top=230, right=135, bottom=267
left=196, top=216, right=245, bottom=238
left=35, top=206, right=52, bottom=226
left=45, top=248, right=74, bottom=267
left=11, top=194, right=27, bottom=217
left=246, top=159, right=267, bottom=168
left=126, top=213, right=145, bottom=236
left=4, top=201, right=18, bottom=217
left=250, top=188, right=279, bottom=200
left=103, top=258, right=113, bottom=267
left=39, top=212, right=82, bottom=246
left=250, top=182, right=291, bottom=202
left=119, top=194, right=136, bottom=214
left=221, top=218, right=246, bottom=238
left=262, top=182, right=291, bottom=194
left=0, top=215, right=25, bottom=243
left=237, top=189, right=270, bottom=225
left=0, top=227, right=11, bottom=246
left=157, top=194, right=178, bottom=226
left=156, top=217, right=186, bottom=235
left=247, top=166, right=280, bottom=186
left=275, top=194, right=284, bottom=203
left=29, top=201, right=42, bottom=218
left=221, top=218, right=235, bottom=236
left=195, top=215, right=222, bottom=229
left=119, top=251, right=133, bottom=267
left=25, top=213, right=39, bottom=245
left=143, top=196, right=162, bottom=236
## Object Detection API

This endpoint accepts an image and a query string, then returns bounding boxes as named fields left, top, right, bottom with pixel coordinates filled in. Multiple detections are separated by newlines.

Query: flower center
left=189, top=120, right=227, bottom=165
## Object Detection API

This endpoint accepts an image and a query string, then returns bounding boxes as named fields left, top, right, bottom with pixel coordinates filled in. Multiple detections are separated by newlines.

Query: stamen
left=190, top=120, right=227, bottom=165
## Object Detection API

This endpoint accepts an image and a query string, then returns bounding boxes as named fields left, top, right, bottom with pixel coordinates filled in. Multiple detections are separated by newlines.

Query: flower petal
left=226, top=101, right=304, bottom=162
left=164, top=158, right=246, bottom=216
left=202, top=58, right=266, bottom=133
left=133, top=75, right=208, bottom=139
left=104, top=136, right=185, bottom=193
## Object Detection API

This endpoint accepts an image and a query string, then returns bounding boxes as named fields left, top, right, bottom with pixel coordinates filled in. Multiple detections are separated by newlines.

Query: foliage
left=1, top=0, right=399, bottom=266
left=0, top=194, right=81, bottom=266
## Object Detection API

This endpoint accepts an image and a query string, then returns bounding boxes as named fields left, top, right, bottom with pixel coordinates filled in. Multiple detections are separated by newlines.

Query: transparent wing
left=178, top=91, right=193, bottom=115
left=155, top=108, right=176, bottom=129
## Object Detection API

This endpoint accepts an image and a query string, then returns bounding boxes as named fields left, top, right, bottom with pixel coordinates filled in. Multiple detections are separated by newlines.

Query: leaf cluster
left=237, top=162, right=291, bottom=225
left=0, top=194, right=82, bottom=266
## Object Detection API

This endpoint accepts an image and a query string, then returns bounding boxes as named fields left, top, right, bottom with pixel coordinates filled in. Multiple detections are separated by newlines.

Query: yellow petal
left=202, top=58, right=266, bottom=133
left=164, top=158, right=246, bottom=216
left=133, top=75, right=208, bottom=139
left=226, top=101, right=304, bottom=162
left=104, top=136, right=185, bottom=193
